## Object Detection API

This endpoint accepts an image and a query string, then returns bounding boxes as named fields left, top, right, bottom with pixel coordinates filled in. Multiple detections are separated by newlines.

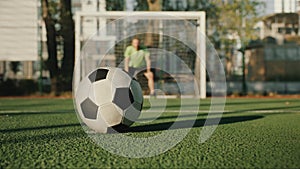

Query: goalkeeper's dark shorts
left=128, top=67, right=147, bottom=79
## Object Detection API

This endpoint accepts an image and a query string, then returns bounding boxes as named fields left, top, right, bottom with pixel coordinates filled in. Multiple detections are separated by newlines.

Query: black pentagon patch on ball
left=88, top=69, right=109, bottom=82
left=80, top=98, right=98, bottom=119
left=113, top=88, right=134, bottom=110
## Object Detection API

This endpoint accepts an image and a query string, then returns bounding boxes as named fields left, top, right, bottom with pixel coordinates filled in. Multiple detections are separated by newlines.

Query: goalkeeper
left=124, top=38, right=155, bottom=96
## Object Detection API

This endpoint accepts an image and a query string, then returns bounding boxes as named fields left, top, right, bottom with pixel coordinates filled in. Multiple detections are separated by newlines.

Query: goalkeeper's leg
left=144, top=71, right=155, bottom=95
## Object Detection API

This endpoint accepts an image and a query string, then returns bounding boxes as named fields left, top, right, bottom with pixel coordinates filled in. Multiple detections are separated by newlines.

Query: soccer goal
left=74, top=11, right=206, bottom=98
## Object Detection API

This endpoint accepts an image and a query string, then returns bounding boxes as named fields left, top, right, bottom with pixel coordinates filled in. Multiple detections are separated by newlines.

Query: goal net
left=74, top=11, right=207, bottom=98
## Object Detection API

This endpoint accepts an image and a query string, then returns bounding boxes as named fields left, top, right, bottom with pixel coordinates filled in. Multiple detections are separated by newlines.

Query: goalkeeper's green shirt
left=124, top=46, right=150, bottom=68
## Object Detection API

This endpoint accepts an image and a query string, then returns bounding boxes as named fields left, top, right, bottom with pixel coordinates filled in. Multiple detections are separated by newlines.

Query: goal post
left=74, top=11, right=206, bottom=98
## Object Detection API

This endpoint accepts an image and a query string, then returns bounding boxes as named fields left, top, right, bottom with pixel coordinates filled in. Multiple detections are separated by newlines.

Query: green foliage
left=0, top=98, right=300, bottom=168
left=48, top=0, right=60, bottom=22
left=213, top=0, right=264, bottom=48
left=106, top=0, right=124, bottom=11
left=0, top=79, right=19, bottom=96
left=135, top=0, right=149, bottom=11
left=0, top=79, right=38, bottom=96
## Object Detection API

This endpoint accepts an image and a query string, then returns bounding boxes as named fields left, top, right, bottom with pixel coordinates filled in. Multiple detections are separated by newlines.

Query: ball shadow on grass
left=115, top=115, right=264, bottom=133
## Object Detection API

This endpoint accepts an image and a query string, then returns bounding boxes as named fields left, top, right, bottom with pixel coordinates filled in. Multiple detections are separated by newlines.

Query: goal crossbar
left=75, top=11, right=205, bottom=19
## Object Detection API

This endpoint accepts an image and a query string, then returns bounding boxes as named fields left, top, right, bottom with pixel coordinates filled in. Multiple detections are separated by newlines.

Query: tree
left=147, top=0, right=161, bottom=11
left=106, top=0, right=124, bottom=10
left=215, top=0, right=262, bottom=48
left=144, top=0, right=162, bottom=47
left=210, top=0, right=263, bottom=94
left=60, top=0, right=75, bottom=91
left=42, top=0, right=75, bottom=94
left=42, top=0, right=59, bottom=94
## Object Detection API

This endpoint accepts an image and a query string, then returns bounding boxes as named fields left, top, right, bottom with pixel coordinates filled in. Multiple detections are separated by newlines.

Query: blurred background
left=0, top=0, right=299, bottom=96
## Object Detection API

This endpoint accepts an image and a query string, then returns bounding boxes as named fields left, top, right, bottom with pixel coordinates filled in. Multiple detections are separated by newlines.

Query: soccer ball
left=74, top=67, right=143, bottom=133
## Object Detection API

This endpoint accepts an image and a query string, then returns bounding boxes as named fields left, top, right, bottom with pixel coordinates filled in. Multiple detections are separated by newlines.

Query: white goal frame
left=74, top=11, right=206, bottom=98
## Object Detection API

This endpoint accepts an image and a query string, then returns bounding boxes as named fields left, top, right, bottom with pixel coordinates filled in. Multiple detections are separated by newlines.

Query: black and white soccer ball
left=75, top=67, right=143, bottom=133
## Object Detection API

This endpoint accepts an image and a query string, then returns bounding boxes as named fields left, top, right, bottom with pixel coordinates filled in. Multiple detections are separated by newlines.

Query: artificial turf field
left=0, top=97, right=299, bottom=168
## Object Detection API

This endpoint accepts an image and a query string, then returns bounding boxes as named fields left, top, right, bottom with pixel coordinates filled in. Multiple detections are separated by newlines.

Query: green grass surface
left=0, top=97, right=300, bottom=168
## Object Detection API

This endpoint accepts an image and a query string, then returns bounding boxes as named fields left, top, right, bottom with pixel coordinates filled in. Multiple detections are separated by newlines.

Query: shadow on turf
left=122, top=115, right=264, bottom=133
left=0, top=130, right=85, bottom=144
left=0, top=111, right=73, bottom=116
left=0, top=123, right=80, bottom=133
left=1, top=116, right=263, bottom=144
